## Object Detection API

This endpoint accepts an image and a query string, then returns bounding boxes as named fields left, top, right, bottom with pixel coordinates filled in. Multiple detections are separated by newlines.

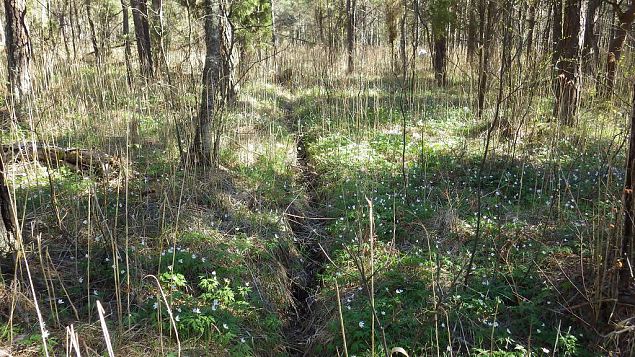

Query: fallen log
left=1, top=143, right=121, bottom=177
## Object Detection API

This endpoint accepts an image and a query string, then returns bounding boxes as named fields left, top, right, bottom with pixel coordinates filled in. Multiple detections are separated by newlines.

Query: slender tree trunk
left=59, top=7, right=71, bottom=60
left=467, top=0, right=478, bottom=63
left=346, top=0, right=355, bottom=74
left=525, top=0, right=538, bottom=59
left=477, top=0, right=495, bottom=118
left=553, top=0, right=581, bottom=124
left=121, top=0, right=133, bottom=86
left=131, top=0, right=153, bottom=77
left=67, top=0, right=77, bottom=59
left=150, top=0, right=163, bottom=72
left=0, top=9, right=4, bottom=45
left=399, top=2, right=407, bottom=79
left=603, top=3, right=635, bottom=98
left=316, top=4, right=325, bottom=45
left=72, top=0, right=81, bottom=44
left=581, top=0, right=600, bottom=73
left=192, top=0, right=221, bottom=166
left=4, top=0, right=32, bottom=119
left=84, top=0, right=100, bottom=62
left=541, top=1, right=552, bottom=53
left=271, top=0, right=278, bottom=49
left=218, top=0, right=237, bottom=104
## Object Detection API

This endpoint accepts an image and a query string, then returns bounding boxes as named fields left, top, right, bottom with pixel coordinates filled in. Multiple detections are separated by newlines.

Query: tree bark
left=121, top=0, right=133, bottom=86
left=3, top=0, right=32, bottom=118
left=346, top=0, right=355, bottom=74
left=316, top=3, right=325, bottom=45
left=271, top=0, right=278, bottom=49
left=84, top=0, right=100, bottom=62
left=218, top=0, right=237, bottom=104
left=0, top=155, right=16, bottom=259
left=581, top=0, right=600, bottom=73
left=621, top=82, right=635, bottom=289
left=433, top=36, right=447, bottom=86
left=399, top=1, right=407, bottom=79
left=477, top=0, right=495, bottom=118
left=525, top=0, right=538, bottom=59
left=192, top=0, right=221, bottom=166
left=68, top=0, right=77, bottom=59
left=467, top=0, right=477, bottom=63
left=552, top=0, right=580, bottom=124
left=150, top=0, right=163, bottom=72
left=131, top=0, right=153, bottom=77
left=603, top=3, right=635, bottom=98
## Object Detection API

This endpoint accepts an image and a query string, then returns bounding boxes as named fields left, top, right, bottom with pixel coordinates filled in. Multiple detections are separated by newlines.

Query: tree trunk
left=525, top=0, right=538, bottom=59
left=541, top=1, right=552, bottom=53
left=467, top=0, right=477, bottom=63
left=67, top=0, right=77, bottom=59
left=621, top=82, right=635, bottom=289
left=346, top=0, right=355, bottom=74
left=192, top=0, right=221, bottom=166
left=131, top=0, right=153, bottom=77
left=84, top=0, right=100, bottom=62
left=150, top=0, right=163, bottom=72
left=218, top=0, right=237, bottom=104
left=477, top=0, right=495, bottom=118
left=603, top=3, right=635, bottom=98
left=271, top=0, right=278, bottom=49
left=433, top=36, right=447, bottom=86
left=0, top=154, right=17, bottom=266
left=581, top=0, right=600, bottom=73
left=4, top=0, right=32, bottom=118
left=316, top=4, right=325, bottom=45
left=121, top=0, right=133, bottom=86
left=553, top=0, right=580, bottom=124
left=399, top=2, right=407, bottom=79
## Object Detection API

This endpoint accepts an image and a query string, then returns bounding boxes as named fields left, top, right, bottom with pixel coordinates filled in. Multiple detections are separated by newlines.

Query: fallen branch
left=1, top=143, right=121, bottom=177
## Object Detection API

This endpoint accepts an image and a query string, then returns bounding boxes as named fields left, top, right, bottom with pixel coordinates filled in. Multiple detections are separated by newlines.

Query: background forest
left=0, top=0, right=635, bottom=356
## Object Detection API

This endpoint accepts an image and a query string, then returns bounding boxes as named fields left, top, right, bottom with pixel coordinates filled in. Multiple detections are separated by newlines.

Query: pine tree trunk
left=3, top=0, right=32, bottom=118
left=131, top=0, right=153, bottom=77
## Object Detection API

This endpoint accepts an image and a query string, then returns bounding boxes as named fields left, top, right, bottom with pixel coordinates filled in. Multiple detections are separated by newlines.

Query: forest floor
left=1, top=53, right=634, bottom=356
